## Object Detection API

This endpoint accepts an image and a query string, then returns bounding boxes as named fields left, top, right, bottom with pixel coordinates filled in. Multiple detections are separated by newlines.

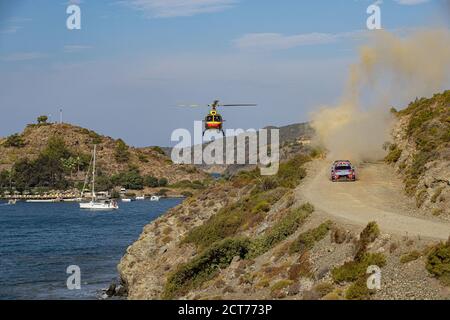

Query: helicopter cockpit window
left=206, top=116, right=213, bottom=122
left=214, top=116, right=222, bottom=122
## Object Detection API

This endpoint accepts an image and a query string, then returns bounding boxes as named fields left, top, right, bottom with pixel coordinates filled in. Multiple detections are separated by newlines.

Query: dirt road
left=297, top=160, right=450, bottom=240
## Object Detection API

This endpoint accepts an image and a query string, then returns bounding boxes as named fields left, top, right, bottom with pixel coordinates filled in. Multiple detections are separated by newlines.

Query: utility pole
left=60, top=108, right=63, bottom=124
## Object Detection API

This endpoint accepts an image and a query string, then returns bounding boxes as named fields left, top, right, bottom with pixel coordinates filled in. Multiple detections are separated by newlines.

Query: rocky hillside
left=0, top=122, right=206, bottom=189
left=387, top=90, right=450, bottom=219
left=116, top=94, right=450, bottom=300
left=118, top=152, right=450, bottom=300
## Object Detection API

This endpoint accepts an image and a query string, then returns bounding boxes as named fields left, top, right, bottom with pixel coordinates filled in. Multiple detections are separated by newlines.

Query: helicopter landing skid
left=203, top=129, right=225, bottom=137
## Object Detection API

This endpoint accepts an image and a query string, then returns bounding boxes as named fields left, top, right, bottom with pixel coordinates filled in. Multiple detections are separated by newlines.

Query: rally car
left=330, top=160, right=356, bottom=182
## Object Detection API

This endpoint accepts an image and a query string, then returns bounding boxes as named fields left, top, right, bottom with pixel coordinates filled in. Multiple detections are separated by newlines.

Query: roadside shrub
left=289, top=220, right=333, bottom=254
left=345, top=276, right=373, bottom=300
left=354, top=221, right=380, bottom=261
left=184, top=188, right=290, bottom=249
left=400, top=250, right=422, bottom=264
left=426, top=240, right=450, bottom=286
left=313, top=282, right=335, bottom=298
left=276, top=155, right=309, bottom=188
left=163, top=238, right=251, bottom=299
left=384, top=144, right=402, bottom=164
left=332, top=253, right=386, bottom=284
left=271, top=280, right=293, bottom=292
left=248, top=204, right=313, bottom=258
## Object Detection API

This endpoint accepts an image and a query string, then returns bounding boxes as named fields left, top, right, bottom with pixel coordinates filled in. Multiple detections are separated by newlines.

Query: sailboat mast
left=92, top=144, right=96, bottom=200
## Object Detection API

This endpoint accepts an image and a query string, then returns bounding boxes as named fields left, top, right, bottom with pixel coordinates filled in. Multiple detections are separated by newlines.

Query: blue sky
left=0, top=0, right=448, bottom=146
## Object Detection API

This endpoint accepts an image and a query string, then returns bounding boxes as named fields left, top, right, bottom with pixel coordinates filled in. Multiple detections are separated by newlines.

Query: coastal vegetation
left=164, top=203, right=314, bottom=299
left=0, top=121, right=207, bottom=197
left=163, top=154, right=313, bottom=299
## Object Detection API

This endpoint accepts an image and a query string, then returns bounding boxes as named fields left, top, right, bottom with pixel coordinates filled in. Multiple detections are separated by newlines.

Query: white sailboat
left=79, top=145, right=119, bottom=210
left=150, top=195, right=161, bottom=201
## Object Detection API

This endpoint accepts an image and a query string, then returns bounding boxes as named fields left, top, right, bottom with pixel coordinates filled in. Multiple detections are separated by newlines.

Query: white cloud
left=0, top=52, right=47, bottom=62
left=234, top=30, right=367, bottom=50
left=117, top=0, right=237, bottom=18
left=394, top=0, right=430, bottom=5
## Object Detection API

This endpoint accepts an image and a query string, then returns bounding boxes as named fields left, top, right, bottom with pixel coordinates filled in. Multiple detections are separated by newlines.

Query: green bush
left=184, top=188, right=289, bottom=249
left=138, top=153, right=148, bottom=163
left=152, top=146, right=166, bottom=155
left=400, top=250, right=422, bottom=264
left=3, top=133, right=25, bottom=148
left=289, top=220, right=333, bottom=254
left=88, top=131, right=103, bottom=144
left=384, top=144, right=402, bottom=164
left=426, top=240, right=450, bottom=286
left=332, top=253, right=386, bottom=284
left=10, top=136, right=73, bottom=191
left=345, top=277, right=373, bottom=300
left=181, top=191, right=193, bottom=198
left=163, top=238, right=251, bottom=299
left=313, top=282, right=335, bottom=298
left=270, top=280, right=293, bottom=292
left=144, top=175, right=159, bottom=188
left=114, top=139, right=130, bottom=163
left=158, top=178, right=168, bottom=187
left=275, top=155, right=309, bottom=188
left=37, top=115, right=48, bottom=124
left=111, top=169, right=144, bottom=190
left=248, top=204, right=313, bottom=258
left=354, top=221, right=380, bottom=261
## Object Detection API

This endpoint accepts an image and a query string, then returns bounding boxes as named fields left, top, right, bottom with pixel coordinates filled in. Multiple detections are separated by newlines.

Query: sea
left=0, top=198, right=183, bottom=300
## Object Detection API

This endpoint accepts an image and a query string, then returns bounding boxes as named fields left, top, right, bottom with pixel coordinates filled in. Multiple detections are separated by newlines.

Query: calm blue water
left=0, top=199, right=182, bottom=300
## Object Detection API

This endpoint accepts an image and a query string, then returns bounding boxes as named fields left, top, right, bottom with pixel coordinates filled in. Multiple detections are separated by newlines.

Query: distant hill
left=0, top=122, right=207, bottom=192
left=163, top=122, right=314, bottom=175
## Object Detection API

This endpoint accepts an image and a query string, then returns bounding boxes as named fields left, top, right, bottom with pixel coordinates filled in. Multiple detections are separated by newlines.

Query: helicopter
left=179, top=100, right=257, bottom=136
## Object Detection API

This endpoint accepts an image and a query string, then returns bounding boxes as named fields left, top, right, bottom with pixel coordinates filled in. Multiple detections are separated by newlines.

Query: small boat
left=80, top=199, right=119, bottom=210
left=121, top=198, right=132, bottom=203
left=8, top=199, right=17, bottom=205
left=80, top=145, right=119, bottom=211
left=136, top=196, right=145, bottom=200
left=150, top=195, right=161, bottom=202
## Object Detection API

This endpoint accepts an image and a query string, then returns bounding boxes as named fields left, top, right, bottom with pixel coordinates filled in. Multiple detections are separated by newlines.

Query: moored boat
left=79, top=145, right=119, bottom=211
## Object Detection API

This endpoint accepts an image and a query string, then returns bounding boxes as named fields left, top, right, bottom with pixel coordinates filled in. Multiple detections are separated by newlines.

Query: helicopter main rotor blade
left=177, top=104, right=203, bottom=107
left=219, top=104, right=257, bottom=107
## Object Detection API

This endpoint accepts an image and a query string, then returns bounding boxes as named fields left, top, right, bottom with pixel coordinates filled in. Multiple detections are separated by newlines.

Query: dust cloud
left=311, top=29, right=450, bottom=163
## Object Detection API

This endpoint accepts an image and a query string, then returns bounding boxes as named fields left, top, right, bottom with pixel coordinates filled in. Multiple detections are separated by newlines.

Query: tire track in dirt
left=297, top=160, right=450, bottom=240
